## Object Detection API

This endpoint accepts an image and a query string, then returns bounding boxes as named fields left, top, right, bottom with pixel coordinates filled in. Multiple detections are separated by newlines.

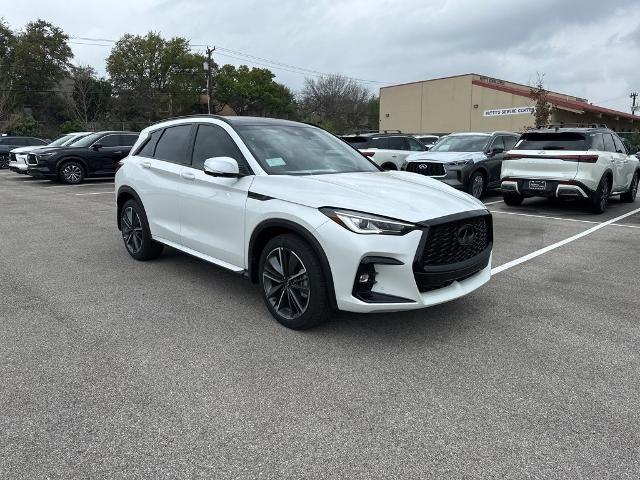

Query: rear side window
left=370, top=137, right=389, bottom=149
left=613, top=134, right=626, bottom=154
left=516, top=132, right=588, bottom=151
left=603, top=134, right=616, bottom=153
left=137, top=130, right=162, bottom=157
left=120, top=135, right=138, bottom=147
left=191, top=124, right=249, bottom=174
left=504, top=136, right=518, bottom=150
left=407, top=137, right=425, bottom=151
left=342, top=136, right=370, bottom=148
left=387, top=137, right=409, bottom=150
left=154, top=125, right=192, bottom=164
left=589, top=133, right=605, bottom=151
left=490, top=136, right=505, bottom=151
left=99, top=135, right=120, bottom=147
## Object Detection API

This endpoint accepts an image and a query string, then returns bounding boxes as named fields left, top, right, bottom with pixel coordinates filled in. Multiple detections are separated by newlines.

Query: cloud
left=3, top=0, right=640, bottom=112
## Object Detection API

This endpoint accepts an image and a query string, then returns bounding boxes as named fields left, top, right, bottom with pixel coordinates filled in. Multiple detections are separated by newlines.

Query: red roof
left=472, top=79, right=636, bottom=122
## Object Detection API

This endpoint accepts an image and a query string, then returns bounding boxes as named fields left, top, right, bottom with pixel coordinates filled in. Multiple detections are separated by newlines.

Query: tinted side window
left=137, top=130, right=162, bottom=157
left=154, top=125, right=192, bottom=164
left=504, top=136, right=518, bottom=150
left=120, top=135, right=138, bottom=147
left=613, top=134, right=626, bottom=154
left=603, top=134, right=616, bottom=153
left=191, top=124, right=248, bottom=173
left=387, top=136, right=409, bottom=150
left=408, top=137, right=425, bottom=151
left=589, top=133, right=605, bottom=151
left=99, top=135, right=120, bottom=147
left=490, top=136, right=505, bottom=151
left=370, top=137, right=389, bottom=149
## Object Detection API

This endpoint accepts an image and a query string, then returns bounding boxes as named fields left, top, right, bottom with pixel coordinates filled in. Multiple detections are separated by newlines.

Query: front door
left=178, top=123, right=254, bottom=269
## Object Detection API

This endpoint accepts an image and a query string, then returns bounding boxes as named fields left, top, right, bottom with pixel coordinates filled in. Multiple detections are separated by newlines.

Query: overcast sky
left=3, top=0, right=640, bottom=112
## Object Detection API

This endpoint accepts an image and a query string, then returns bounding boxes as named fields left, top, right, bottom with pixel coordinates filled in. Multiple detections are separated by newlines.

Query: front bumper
left=8, top=160, right=28, bottom=173
left=404, top=161, right=470, bottom=190
left=27, top=165, right=57, bottom=179
left=314, top=211, right=492, bottom=313
left=501, top=178, right=593, bottom=199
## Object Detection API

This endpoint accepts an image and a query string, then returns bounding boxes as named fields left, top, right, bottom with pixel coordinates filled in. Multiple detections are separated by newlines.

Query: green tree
left=106, top=32, right=204, bottom=122
left=11, top=19, right=73, bottom=116
left=0, top=18, right=17, bottom=119
left=214, top=64, right=295, bottom=117
left=5, top=113, right=40, bottom=136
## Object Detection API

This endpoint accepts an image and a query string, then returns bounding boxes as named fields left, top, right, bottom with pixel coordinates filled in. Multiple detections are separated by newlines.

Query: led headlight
left=449, top=159, right=473, bottom=166
left=320, top=208, right=416, bottom=235
left=37, top=152, right=55, bottom=159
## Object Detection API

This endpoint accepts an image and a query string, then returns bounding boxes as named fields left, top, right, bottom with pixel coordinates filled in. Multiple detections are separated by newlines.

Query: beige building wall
left=379, top=82, right=423, bottom=133
left=469, top=84, right=535, bottom=132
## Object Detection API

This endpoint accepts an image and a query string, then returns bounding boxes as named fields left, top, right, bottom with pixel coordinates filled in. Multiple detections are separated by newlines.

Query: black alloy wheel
left=262, top=247, right=310, bottom=321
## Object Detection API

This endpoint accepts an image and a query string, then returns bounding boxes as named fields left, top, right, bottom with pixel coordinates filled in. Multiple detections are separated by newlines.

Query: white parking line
left=43, top=182, right=114, bottom=188
left=75, top=192, right=114, bottom=196
left=483, top=200, right=503, bottom=206
left=490, top=209, right=640, bottom=230
left=492, top=206, right=640, bottom=275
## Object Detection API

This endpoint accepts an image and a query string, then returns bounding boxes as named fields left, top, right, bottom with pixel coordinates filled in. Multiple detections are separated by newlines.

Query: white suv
left=115, top=116, right=493, bottom=329
left=342, top=133, right=427, bottom=170
left=501, top=126, right=639, bottom=213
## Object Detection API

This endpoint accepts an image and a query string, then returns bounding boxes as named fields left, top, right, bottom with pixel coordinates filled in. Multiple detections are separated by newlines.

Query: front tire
left=621, top=172, right=638, bottom=203
left=468, top=171, right=486, bottom=199
left=589, top=175, right=611, bottom=214
left=120, top=199, right=164, bottom=261
left=259, top=234, right=330, bottom=329
left=58, top=161, right=85, bottom=184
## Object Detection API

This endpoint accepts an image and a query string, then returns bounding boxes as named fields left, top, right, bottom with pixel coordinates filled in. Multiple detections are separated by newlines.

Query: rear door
left=135, top=124, right=193, bottom=243
left=612, top=133, right=633, bottom=190
left=178, top=122, right=253, bottom=269
left=485, top=136, right=505, bottom=185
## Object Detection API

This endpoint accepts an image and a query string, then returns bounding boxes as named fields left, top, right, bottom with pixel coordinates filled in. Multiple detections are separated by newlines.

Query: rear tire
left=120, top=199, right=164, bottom=261
left=620, top=172, right=638, bottom=203
left=503, top=193, right=524, bottom=206
left=58, top=160, right=85, bottom=184
left=258, top=234, right=330, bottom=330
left=589, top=175, right=611, bottom=214
left=467, top=171, right=486, bottom=199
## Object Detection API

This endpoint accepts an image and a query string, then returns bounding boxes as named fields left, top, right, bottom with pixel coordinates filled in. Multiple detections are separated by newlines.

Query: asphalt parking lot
left=1, top=171, right=639, bottom=478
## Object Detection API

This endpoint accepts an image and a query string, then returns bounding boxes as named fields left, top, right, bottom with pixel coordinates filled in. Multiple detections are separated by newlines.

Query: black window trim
left=189, top=122, right=254, bottom=176
left=133, top=128, right=163, bottom=157
left=151, top=123, right=196, bottom=166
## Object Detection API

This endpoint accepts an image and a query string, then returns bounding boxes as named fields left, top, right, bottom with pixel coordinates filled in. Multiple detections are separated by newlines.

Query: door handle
left=391, top=155, right=398, bottom=158
left=180, top=171, right=195, bottom=180
left=142, top=161, right=151, bottom=169
left=115, top=151, right=123, bottom=155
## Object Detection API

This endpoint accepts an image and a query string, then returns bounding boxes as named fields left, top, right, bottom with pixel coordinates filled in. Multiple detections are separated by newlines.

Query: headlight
left=37, top=152, right=55, bottom=159
left=320, top=208, right=416, bottom=235
left=449, top=159, right=473, bottom=166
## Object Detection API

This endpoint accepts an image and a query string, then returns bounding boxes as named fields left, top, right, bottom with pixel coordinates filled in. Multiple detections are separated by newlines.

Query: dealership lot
left=1, top=170, right=639, bottom=478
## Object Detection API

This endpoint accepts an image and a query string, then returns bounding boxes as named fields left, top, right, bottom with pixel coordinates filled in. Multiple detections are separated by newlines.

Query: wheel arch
left=248, top=219, right=337, bottom=309
left=116, top=186, right=144, bottom=230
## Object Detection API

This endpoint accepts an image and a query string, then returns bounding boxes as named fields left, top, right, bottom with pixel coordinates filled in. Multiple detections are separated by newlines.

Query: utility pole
left=631, top=91, right=638, bottom=116
left=204, top=46, right=215, bottom=115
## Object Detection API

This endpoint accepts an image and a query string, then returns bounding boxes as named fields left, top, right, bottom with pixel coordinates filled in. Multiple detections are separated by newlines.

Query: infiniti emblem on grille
left=456, top=224, right=476, bottom=246
left=418, top=164, right=428, bottom=169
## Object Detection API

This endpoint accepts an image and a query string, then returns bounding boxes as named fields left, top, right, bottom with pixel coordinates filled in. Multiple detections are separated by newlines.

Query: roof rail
left=349, top=129, right=403, bottom=135
left=546, top=123, right=608, bottom=130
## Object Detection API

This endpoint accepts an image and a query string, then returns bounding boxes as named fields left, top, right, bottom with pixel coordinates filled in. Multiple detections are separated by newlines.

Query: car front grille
left=27, top=153, right=38, bottom=165
left=413, top=213, right=492, bottom=293
left=406, top=161, right=445, bottom=176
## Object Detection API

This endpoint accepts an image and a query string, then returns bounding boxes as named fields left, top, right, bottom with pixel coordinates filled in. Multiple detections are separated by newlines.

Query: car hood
left=249, top=171, right=486, bottom=223
left=10, top=145, right=49, bottom=154
left=30, top=146, right=70, bottom=155
left=406, top=151, right=487, bottom=164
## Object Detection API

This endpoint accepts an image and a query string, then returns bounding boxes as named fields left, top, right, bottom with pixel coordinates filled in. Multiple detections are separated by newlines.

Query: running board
left=153, top=236, right=245, bottom=273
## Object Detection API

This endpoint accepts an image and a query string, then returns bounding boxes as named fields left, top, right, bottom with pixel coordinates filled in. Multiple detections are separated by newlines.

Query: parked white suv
left=115, top=116, right=493, bottom=329
left=8, top=132, right=92, bottom=174
left=342, top=133, right=427, bottom=170
left=501, top=126, right=639, bottom=213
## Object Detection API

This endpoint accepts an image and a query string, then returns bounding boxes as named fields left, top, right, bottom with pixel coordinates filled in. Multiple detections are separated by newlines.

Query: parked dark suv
left=0, top=136, right=48, bottom=168
left=26, top=131, right=139, bottom=184
left=402, top=131, right=520, bottom=198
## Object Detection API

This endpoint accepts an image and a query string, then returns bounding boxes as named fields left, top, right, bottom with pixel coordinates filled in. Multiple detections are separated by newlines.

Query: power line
left=68, top=35, right=393, bottom=85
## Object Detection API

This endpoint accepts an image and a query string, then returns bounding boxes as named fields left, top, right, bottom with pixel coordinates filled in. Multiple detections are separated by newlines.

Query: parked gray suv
left=402, top=131, right=520, bottom=198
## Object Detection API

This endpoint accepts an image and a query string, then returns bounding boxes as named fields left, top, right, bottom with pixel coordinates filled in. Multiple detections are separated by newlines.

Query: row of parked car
left=342, top=125, right=640, bottom=213
left=2, top=131, right=138, bottom=183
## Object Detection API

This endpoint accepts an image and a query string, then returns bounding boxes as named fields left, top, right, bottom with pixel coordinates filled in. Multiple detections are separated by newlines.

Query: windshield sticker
left=266, top=157, right=286, bottom=167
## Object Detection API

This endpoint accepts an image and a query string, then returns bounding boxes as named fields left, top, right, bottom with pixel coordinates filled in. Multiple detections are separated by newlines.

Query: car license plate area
left=528, top=180, right=547, bottom=191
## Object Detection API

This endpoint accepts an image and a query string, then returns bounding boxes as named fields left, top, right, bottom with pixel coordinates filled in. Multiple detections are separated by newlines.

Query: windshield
left=236, top=125, right=380, bottom=175
left=71, top=132, right=104, bottom=148
left=430, top=135, right=490, bottom=152
left=48, top=135, right=75, bottom=147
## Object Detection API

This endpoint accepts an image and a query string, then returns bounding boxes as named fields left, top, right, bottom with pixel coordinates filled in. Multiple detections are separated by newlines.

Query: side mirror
left=203, top=157, right=240, bottom=178
left=92, top=143, right=102, bottom=151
